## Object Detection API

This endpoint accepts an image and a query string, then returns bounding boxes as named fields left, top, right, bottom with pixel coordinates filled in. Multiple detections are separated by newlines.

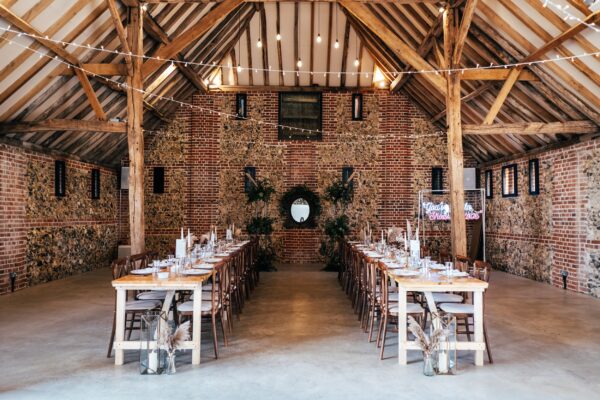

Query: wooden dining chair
left=178, top=264, right=227, bottom=359
left=377, top=265, right=425, bottom=360
left=106, top=257, right=161, bottom=358
left=438, top=260, right=493, bottom=363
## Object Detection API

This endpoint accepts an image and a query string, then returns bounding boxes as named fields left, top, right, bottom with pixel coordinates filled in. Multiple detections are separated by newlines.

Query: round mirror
left=290, top=198, right=310, bottom=223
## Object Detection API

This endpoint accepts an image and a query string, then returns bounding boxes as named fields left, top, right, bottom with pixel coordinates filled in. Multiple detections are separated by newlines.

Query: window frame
left=528, top=159, right=540, bottom=195
left=431, top=167, right=444, bottom=195
left=501, top=164, right=518, bottom=198
left=278, top=92, right=323, bottom=141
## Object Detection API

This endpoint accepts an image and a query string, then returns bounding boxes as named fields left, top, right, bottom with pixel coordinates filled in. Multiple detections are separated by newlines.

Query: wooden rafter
left=259, top=3, right=269, bottom=85
left=326, top=2, right=333, bottom=87
left=452, top=0, right=478, bottom=65
left=482, top=4, right=600, bottom=124
left=463, top=121, right=598, bottom=135
left=309, top=1, right=315, bottom=86
left=340, top=19, right=351, bottom=87
left=142, top=0, right=244, bottom=77
left=0, top=119, right=126, bottom=134
left=276, top=2, right=284, bottom=85
left=246, top=25, right=254, bottom=86
left=0, top=4, right=107, bottom=120
left=294, top=1, right=299, bottom=87
left=105, top=0, right=132, bottom=75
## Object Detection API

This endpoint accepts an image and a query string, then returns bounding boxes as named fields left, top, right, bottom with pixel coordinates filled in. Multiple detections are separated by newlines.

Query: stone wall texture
left=483, top=139, right=600, bottom=297
left=127, top=90, right=476, bottom=264
left=0, top=144, right=118, bottom=295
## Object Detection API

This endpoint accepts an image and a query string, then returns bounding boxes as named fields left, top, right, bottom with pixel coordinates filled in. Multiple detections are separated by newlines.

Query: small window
left=529, top=159, right=539, bottom=195
left=244, top=166, right=256, bottom=193
left=55, top=160, right=66, bottom=197
left=431, top=167, right=443, bottom=194
left=91, top=169, right=100, bottom=200
left=278, top=92, right=322, bottom=140
left=236, top=93, right=247, bottom=119
left=342, top=166, right=354, bottom=190
left=153, top=167, right=165, bottom=194
left=485, top=170, right=493, bottom=199
left=351, top=93, right=363, bottom=120
left=501, top=164, right=518, bottom=198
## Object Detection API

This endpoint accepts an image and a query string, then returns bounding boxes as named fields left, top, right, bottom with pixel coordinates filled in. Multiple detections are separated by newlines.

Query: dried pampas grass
left=408, top=316, right=443, bottom=357
left=158, top=320, right=191, bottom=353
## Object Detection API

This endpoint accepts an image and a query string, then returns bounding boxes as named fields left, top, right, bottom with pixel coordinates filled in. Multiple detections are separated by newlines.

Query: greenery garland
left=279, top=185, right=322, bottom=229
left=321, top=178, right=353, bottom=271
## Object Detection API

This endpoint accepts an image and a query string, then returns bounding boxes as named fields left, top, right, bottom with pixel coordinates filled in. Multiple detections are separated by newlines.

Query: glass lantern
left=140, top=311, right=168, bottom=375
left=432, top=313, right=457, bottom=375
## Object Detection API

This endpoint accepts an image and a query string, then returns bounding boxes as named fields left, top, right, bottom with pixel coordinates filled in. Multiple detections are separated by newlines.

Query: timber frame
left=0, top=0, right=599, bottom=256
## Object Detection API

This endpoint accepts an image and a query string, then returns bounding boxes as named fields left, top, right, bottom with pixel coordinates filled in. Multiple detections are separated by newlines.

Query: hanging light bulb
left=354, top=58, right=360, bottom=67
left=297, top=58, right=303, bottom=68
left=316, top=33, right=322, bottom=43
left=257, top=38, right=262, bottom=48
left=334, top=39, right=339, bottom=49
left=276, top=33, right=281, bottom=41
left=237, top=64, right=242, bottom=73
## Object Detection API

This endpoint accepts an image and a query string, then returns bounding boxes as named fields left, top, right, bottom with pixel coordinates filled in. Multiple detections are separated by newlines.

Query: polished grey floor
left=0, top=263, right=599, bottom=399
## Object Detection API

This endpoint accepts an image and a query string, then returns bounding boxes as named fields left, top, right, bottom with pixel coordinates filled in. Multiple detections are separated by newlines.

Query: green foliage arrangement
left=321, top=179, right=353, bottom=272
left=246, top=216, right=274, bottom=235
left=246, top=178, right=275, bottom=204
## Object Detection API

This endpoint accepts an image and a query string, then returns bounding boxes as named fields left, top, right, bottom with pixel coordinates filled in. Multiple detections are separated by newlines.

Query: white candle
left=180, top=227, right=184, bottom=240
left=148, top=350, right=158, bottom=373
left=438, top=352, right=448, bottom=373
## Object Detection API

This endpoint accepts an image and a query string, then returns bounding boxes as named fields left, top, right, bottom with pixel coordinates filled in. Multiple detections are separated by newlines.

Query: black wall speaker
left=54, top=160, right=66, bottom=197
left=91, top=169, right=100, bottom=199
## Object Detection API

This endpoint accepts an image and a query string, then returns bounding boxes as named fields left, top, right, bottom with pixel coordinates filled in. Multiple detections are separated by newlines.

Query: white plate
left=182, top=269, right=210, bottom=276
left=392, top=270, right=420, bottom=277
left=364, top=252, right=383, bottom=258
left=193, top=263, right=214, bottom=270
left=204, top=258, right=223, bottom=263
left=131, top=268, right=154, bottom=275
left=439, top=270, right=469, bottom=277
left=430, top=264, right=446, bottom=270
left=215, top=253, right=231, bottom=257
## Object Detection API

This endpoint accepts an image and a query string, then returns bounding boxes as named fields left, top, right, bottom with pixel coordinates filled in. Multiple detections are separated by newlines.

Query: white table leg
left=114, top=288, right=126, bottom=366
left=161, top=290, right=175, bottom=315
left=398, top=288, right=407, bottom=365
left=473, top=290, right=484, bottom=366
left=192, top=286, right=202, bottom=365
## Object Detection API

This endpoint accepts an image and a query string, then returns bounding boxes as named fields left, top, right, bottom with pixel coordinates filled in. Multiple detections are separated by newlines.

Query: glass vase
left=432, top=313, right=457, bottom=375
left=166, top=353, right=176, bottom=375
left=139, top=311, right=168, bottom=375
left=423, top=353, right=436, bottom=377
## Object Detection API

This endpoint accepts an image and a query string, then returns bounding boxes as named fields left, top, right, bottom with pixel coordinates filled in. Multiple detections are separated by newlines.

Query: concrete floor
left=0, top=263, right=599, bottom=400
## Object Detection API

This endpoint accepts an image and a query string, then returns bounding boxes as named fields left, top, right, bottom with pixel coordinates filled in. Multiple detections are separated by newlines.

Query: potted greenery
left=245, top=176, right=277, bottom=271
left=320, top=178, right=353, bottom=271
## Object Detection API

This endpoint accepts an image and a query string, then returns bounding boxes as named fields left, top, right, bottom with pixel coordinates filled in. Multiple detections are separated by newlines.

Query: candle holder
left=432, top=313, right=457, bottom=375
left=139, top=311, right=168, bottom=375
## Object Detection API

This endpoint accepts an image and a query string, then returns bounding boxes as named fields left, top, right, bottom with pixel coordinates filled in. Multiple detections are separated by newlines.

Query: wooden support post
left=127, top=5, right=145, bottom=255
left=444, top=4, right=467, bottom=259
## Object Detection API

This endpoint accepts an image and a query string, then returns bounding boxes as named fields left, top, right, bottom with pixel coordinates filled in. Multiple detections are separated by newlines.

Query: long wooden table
left=111, top=274, right=210, bottom=366
left=391, top=274, right=488, bottom=366
left=350, top=243, right=489, bottom=366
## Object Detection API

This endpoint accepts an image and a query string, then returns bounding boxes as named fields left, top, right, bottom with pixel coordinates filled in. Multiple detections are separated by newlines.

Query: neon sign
left=422, top=201, right=482, bottom=221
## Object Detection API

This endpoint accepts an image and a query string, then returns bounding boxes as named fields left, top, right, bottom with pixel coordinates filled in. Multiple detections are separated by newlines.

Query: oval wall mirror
left=291, top=198, right=310, bottom=223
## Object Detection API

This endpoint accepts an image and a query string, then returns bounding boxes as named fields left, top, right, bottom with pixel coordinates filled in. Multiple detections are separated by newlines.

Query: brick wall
left=482, top=139, right=600, bottom=297
left=0, top=144, right=118, bottom=295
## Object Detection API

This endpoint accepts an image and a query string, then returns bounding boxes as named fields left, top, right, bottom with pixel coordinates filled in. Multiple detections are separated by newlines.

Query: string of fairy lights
left=0, top=0, right=598, bottom=138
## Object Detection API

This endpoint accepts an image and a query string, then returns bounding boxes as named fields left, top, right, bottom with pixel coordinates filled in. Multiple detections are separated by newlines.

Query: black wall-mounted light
left=351, top=93, right=363, bottom=121
left=485, top=170, right=493, bottom=199
left=342, top=166, right=354, bottom=189
left=153, top=167, right=165, bottom=194
left=528, top=159, right=540, bottom=195
left=236, top=93, right=247, bottom=119
left=244, top=166, right=256, bottom=193
left=54, top=160, right=66, bottom=197
left=431, top=167, right=443, bottom=194
left=91, top=169, right=100, bottom=200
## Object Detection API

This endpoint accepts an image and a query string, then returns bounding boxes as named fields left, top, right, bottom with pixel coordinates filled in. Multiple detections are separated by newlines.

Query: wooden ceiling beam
left=461, top=69, right=538, bottom=81
left=0, top=4, right=107, bottom=120
left=481, top=3, right=600, bottom=124
left=259, top=3, right=269, bottom=85
left=340, top=19, right=351, bottom=87
left=294, top=1, right=299, bottom=86
left=60, top=64, right=129, bottom=76
left=0, top=119, right=126, bottom=134
left=339, top=0, right=447, bottom=95
left=105, top=0, right=133, bottom=75
left=142, top=0, right=244, bottom=77
left=276, top=2, right=284, bottom=85
left=451, top=0, right=477, bottom=66
left=143, top=12, right=208, bottom=92
left=463, top=121, right=599, bottom=135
